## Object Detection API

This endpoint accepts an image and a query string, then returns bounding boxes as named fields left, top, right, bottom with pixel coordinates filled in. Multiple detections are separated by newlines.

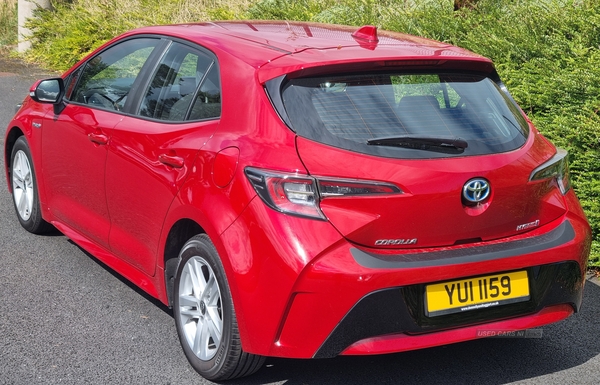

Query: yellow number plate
left=425, top=270, right=530, bottom=317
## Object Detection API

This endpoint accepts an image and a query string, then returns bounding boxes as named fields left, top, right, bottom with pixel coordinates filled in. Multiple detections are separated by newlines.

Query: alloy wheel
left=177, top=256, right=223, bottom=361
left=12, top=149, right=34, bottom=221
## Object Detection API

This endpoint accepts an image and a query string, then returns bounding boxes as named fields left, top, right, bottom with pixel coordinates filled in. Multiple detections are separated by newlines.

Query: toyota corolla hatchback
left=4, top=21, right=591, bottom=380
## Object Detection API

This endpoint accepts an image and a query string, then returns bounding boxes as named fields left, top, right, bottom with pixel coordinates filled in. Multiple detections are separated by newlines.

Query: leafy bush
left=246, top=0, right=335, bottom=21
left=17, top=0, right=600, bottom=265
left=25, top=0, right=250, bottom=70
left=0, top=0, right=17, bottom=47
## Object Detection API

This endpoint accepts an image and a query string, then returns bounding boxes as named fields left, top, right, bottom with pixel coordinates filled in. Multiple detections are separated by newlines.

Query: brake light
left=245, top=167, right=402, bottom=219
left=245, top=168, right=324, bottom=219
left=529, top=148, right=571, bottom=195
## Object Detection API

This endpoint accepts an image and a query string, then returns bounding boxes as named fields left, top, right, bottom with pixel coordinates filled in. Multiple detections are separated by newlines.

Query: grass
left=0, top=0, right=17, bottom=48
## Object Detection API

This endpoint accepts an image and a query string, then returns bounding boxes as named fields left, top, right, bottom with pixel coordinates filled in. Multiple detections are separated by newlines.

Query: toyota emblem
left=463, top=178, right=490, bottom=204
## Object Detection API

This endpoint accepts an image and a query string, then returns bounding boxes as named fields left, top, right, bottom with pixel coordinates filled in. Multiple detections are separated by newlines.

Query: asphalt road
left=1, top=57, right=599, bottom=385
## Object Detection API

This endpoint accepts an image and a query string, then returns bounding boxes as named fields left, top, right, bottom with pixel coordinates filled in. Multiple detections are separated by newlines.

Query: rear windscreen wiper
left=367, top=136, right=468, bottom=154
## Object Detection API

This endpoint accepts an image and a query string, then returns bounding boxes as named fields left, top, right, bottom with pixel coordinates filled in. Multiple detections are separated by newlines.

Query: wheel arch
left=159, top=167, right=258, bottom=349
left=159, top=206, right=248, bottom=337
left=4, top=126, right=25, bottom=193
left=163, top=218, right=204, bottom=307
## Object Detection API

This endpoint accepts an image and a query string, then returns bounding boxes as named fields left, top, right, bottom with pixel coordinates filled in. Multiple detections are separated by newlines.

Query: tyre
left=173, top=234, right=265, bottom=380
left=10, top=136, right=52, bottom=234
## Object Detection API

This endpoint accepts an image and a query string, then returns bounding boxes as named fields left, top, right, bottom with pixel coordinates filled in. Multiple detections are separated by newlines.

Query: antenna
left=351, top=25, right=379, bottom=44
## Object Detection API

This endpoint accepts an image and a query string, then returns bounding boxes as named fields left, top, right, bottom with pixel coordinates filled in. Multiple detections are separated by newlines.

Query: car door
left=105, top=41, right=221, bottom=276
left=41, top=37, right=162, bottom=248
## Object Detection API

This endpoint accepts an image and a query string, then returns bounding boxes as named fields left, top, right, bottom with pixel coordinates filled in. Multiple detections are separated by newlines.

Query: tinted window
left=278, top=73, right=529, bottom=159
left=71, top=38, right=159, bottom=111
left=188, top=64, right=221, bottom=120
left=139, top=42, right=220, bottom=121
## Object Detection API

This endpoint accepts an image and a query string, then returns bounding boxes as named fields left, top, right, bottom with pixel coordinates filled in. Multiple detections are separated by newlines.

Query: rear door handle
left=159, top=154, right=184, bottom=168
left=88, top=132, right=108, bottom=145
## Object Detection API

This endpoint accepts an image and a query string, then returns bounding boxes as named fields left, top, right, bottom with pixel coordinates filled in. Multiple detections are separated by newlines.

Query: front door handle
left=159, top=154, right=184, bottom=168
left=88, top=132, right=108, bottom=145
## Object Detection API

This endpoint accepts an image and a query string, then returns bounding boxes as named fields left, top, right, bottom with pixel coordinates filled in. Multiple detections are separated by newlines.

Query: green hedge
left=0, top=0, right=17, bottom=46
left=20, top=0, right=600, bottom=265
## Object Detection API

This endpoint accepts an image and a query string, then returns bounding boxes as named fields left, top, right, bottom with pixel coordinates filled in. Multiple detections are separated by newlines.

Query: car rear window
left=275, top=72, right=529, bottom=159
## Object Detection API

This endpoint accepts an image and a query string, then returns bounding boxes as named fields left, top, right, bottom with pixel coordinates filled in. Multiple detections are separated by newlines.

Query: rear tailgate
left=297, top=135, right=566, bottom=249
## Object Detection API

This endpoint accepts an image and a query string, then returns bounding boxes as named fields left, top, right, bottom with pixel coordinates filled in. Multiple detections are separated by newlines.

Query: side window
left=71, top=38, right=159, bottom=111
left=188, top=64, right=221, bottom=120
left=139, top=43, right=221, bottom=121
left=139, top=42, right=217, bottom=121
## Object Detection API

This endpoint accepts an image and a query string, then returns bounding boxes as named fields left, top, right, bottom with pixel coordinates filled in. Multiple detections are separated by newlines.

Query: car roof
left=117, top=21, right=495, bottom=81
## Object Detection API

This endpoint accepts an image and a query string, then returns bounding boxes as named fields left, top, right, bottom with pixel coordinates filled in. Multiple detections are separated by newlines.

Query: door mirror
left=30, top=78, right=65, bottom=104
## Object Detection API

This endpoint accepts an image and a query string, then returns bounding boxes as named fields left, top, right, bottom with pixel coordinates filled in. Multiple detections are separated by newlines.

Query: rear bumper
left=221, top=198, right=591, bottom=358
left=314, top=261, right=582, bottom=358
left=274, top=216, right=589, bottom=358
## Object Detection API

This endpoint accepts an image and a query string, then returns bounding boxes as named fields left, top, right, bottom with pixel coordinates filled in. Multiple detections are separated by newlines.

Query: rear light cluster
left=529, top=148, right=571, bottom=195
left=245, top=167, right=402, bottom=219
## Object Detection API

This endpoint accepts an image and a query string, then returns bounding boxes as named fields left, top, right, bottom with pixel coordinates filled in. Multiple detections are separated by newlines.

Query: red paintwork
left=212, top=147, right=240, bottom=188
left=41, top=105, right=121, bottom=248
left=105, top=116, right=218, bottom=276
left=4, top=21, right=592, bottom=361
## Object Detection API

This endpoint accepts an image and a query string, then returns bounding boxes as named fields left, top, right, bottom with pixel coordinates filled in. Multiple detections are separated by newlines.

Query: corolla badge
left=463, top=178, right=490, bottom=204
left=375, top=238, right=417, bottom=246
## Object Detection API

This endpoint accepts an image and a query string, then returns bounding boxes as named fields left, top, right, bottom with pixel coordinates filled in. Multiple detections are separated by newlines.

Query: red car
left=4, top=21, right=591, bottom=380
